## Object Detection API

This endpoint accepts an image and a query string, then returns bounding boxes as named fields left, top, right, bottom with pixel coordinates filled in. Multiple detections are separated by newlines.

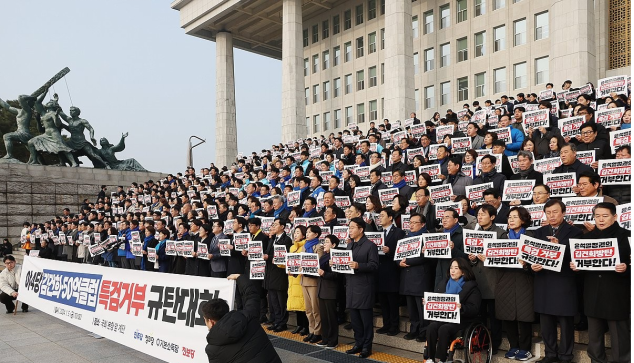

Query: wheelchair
left=424, top=322, right=493, bottom=363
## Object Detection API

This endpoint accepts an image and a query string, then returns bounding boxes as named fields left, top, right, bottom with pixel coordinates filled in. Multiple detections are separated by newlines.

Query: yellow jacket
left=287, top=239, right=306, bottom=312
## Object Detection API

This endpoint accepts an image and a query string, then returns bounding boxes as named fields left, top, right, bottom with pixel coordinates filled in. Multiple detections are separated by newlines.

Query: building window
left=413, top=53, right=419, bottom=74
left=424, top=11, right=434, bottom=34
left=334, top=78, right=341, bottom=97
left=514, top=18, right=526, bottom=46
left=514, top=62, right=527, bottom=89
left=440, top=43, right=450, bottom=67
left=334, top=109, right=341, bottom=129
left=494, top=25, right=505, bottom=52
left=424, top=48, right=434, bottom=71
left=475, top=0, right=485, bottom=16
left=415, top=89, right=420, bottom=113
left=357, top=103, right=365, bottom=123
left=412, top=16, right=419, bottom=38
left=535, top=12, right=548, bottom=40
left=333, top=15, right=340, bottom=34
left=324, top=112, right=331, bottom=131
left=494, top=67, right=506, bottom=93
left=313, top=114, right=320, bottom=133
left=475, top=72, right=485, bottom=97
left=381, top=28, right=385, bottom=49
left=304, top=58, right=309, bottom=76
left=535, top=57, right=549, bottom=85
left=440, top=4, right=450, bottom=29
left=323, top=50, right=330, bottom=70
left=345, top=106, right=353, bottom=125
left=368, top=0, right=377, bottom=20
left=475, top=31, right=485, bottom=57
left=441, top=82, right=451, bottom=106
left=333, top=46, right=340, bottom=66
left=381, top=0, right=385, bottom=15
left=493, top=0, right=505, bottom=11
left=312, top=54, right=319, bottom=73
left=305, top=88, right=309, bottom=105
left=457, top=37, right=468, bottom=62
left=381, top=97, right=384, bottom=118
left=424, top=85, right=435, bottom=109
left=306, top=117, right=310, bottom=132
left=303, top=29, right=309, bottom=47
left=312, top=24, right=319, bottom=43
left=344, top=42, right=352, bottom=62
left=344, top=10, right=352, bottom=30
left=323, top=81, right=330, bottom=100
left=368, top=32, right=377, bottom=54
left=369, top=100, right=378, bottom=121
left=369, top=66, right=377, bottom=87
left=356, top=37, right=364, bottom=58
left=457, top=0, right=467, bottom=23
left=356, top=70, right=365, bottom=91
left=381, top=63, right=384, bottom=84
left=345, top=74, right=352, bottom=94
left=322, top=20, right=329, bottom=39
left=313, top=84, right=320, bottom=103
left=458, top=77, right=469, bottom=102
left=356, top=4, right=364, bottom=25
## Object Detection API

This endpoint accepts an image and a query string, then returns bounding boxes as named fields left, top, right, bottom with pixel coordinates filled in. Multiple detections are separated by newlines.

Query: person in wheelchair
left=425, top=257, right=482, bottom=363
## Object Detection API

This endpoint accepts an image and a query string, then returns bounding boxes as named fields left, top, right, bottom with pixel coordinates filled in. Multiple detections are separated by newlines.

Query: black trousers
left=479, top=298, right=502, bottom=349
left=336, top=277, right=346, bottom=321
left=268, top=289, right=289, bottom=326
left=540, top=314, right=574, bottom=360
left=120, top=257, right=134, bottom=269
left=0, top=292, right=27, bottom=312
left=503, top=320, right=533, bottom=351
left=349, top=308, right=374, bottom=351
left=426, top=321, right=469, bottom=361
left=587, top=317, right=630, bottom=363
left=209, top=271, right=226, bottom=278
left=378, top=292, right=400, bottom=332
left=319, top=298, right=339, bottom=345
left=296, top=311, right=309, bottom=328
left=405, top=295, right=426, bottom=334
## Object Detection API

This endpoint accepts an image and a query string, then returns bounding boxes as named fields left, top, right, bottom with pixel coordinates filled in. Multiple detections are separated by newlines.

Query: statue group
left=0, top=68, right=146, bottom=171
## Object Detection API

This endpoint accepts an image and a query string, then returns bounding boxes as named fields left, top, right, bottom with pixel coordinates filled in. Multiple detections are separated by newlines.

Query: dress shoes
left=346, top=346, right=362, bottom=354
left=273, top=324, right=287, bottom=332
left=302, top=333, right=314, bottom=342
left=359, top=350, right=372, bottom=358
left=291, top=326, right=302, bottom=334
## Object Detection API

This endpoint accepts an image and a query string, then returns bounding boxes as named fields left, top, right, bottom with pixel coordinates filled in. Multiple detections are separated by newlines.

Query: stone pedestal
left=215, top=31, right=238, bottom=167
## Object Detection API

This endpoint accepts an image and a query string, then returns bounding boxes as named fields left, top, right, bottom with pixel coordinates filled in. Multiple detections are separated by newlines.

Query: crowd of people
left=6, top=77, right=632, bottom=363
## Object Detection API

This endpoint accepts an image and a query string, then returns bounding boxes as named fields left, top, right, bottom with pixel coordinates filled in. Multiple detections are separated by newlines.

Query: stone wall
left=0, top=163, right=165, bottom=242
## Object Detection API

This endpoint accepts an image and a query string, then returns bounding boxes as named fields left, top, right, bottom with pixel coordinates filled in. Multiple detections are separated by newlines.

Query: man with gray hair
left=552, top=143, right=595, bottom=180
left=511, top=151, right=543, bottom=181
left=271, top=195, right=290, bottom=221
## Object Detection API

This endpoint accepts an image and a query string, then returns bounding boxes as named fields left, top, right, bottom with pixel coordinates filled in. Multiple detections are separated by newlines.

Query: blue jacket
left=505, top=127, right=525, bottom=156
left=117, top=228, right=129, bottom=257
left=125, top=227, right=140, bottom=259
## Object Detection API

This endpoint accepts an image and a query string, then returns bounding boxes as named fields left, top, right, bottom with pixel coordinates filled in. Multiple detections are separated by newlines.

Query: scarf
left=274, top=203, right=288, bottom=218
left=444, top=224, right=460, bottom=235
left=482, top=170, right=497, bottom=182
left=393, top=179, right=407, bottom=189
left=622, top=123, right=631, bottom=129
left=143, top=235, right=154, bottom=249
left=508, top=227, right=525, bottom=240
left=446, top=276, right=466, bottom=294
left=304, top=238, right=320, bottom=254
left=519, top=165, right=534, bottom=179
left=303, top=209, right=315, bottom=218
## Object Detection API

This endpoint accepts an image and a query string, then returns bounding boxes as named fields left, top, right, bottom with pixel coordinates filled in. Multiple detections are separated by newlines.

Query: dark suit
left=264, top=233, right=293, bottom=327
left=495, top=203, right=511, bottom=225
left=434, top=226, right=466, bottom=290
left=249, top=231, right=270, bottom=321
left=377, top=226, right=406, bottom=333
left=318, top=252, right=339, bottom=346
left=370, top=181, right=388, bottom=197
left=208, top=233, right=228, bottom=277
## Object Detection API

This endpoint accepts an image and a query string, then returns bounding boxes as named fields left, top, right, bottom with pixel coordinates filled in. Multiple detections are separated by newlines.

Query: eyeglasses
left=580, top=131, right=594, bottom=136
left=533, top=192, right=550, bottom=195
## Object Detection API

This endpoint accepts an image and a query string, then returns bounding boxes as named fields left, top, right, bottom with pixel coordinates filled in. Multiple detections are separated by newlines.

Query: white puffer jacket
left=0, top=264, right=22, bottom=295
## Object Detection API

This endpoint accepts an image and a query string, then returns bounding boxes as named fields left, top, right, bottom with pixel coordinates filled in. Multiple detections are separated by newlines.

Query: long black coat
left=317, top=252, right=339, bottom=300
left=435, top=226, right=466, bottom=290
left=399, top=231, right=437, bottom=296
left=185, top=235, right=212, bottom=277
left=494, top=230, right=535, bottom=322
left=205, top=275, right=281, bottom=363
left=377, top=227, right=405, bottom=293
left=263, top=233, right=293, bottom=291
left=580, top=223, right=631, bottom=321
left=531, top=222, right=583, bottom=316
left=435, top=278, right=482, bottom=324
left=345, top=235, right=380, bottom=309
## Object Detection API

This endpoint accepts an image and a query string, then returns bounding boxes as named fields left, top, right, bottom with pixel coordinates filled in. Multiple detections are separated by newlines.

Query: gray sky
left=0, top=1, right=281, bottom=173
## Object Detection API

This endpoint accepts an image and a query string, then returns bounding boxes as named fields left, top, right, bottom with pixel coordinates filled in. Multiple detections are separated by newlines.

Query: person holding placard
left=392, top=170, right=414, bottom=200
left=473, top=155, right=506, bottom=197
left=140, top=226, right=158, bottom=272
left=208, top=220, right=228, bottom=278
left=316, top=235, right=341, bottom=348
left=425, top=258, right=481, bottom=363
left=264, top=218, right=293, bottom=333
left=483, top=188, right=510, bottom=225
left=300, top=225, right=324, bottom=344
left=414, top=188, right=437, bottom=233
left=526, top=200, right=583, bottom=363
left=552, top=143, right=595, bottom=181
left=569, top=202, right=630, bottom=363
left=155, top=228, right=172, bottom=273
left=443, top=157, right=473, bottom=197
left=185, top=223, right=212, bottom=277
left=434, top=210, right=466, bottom=290
left=287, top=226, right=309, bottom=336
left=244, top=218, right=270, bottom=324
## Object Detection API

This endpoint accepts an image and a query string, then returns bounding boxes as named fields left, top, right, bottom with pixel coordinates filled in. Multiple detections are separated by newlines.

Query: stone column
left=215, top=31, right=238, bottom=167
left=281, top=0, right=307, bottom=143
left=549, top=0, right=596, bottom=85
left=384, top=1, right=415, bottom=123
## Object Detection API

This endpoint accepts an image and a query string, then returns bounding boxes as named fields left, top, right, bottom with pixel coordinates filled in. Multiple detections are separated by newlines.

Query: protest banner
left=174, top=242, right=185, bottom=257
left=381, top=172, right=393, bottom=187
left=411, top=124, right=426, bottom=137
left=465, top=183, right=494, bottom=204
left=247, top=241, right=263, bottom=261
left=559, top=116, right=585, bottom=138
left=461, top=164, right=474, bottom=178
left=19, top=257, right=235, bottom=363
left=147, top=248, right=156, bottom=263
left=463, top=230, right=496, bottom=255
left=366, top=232, right=385, bottom=254
left=522, top=109, right=550, bottom=135
left=272, top=245, right=287, bottom=265
left=609, top=128, right=631, bottom=154
left=563, top=197, right=603, bottom=224
left=258, top=217, right=275, bottom=234
left=488, top=127, right=511, bottom=144
left=250, top=260, right=266, bottom=280
left=165, top=241, right=176, bottom=256
left=424, top=292, right=460, bottom=324
left=576, top=150, right=595, bottom=166
left=197, top=242, right=209, bottom=260
left=393, top=131, right=407, bottom=143
left=218, top=239, right=231, bottom=257
left=597, top=75, right=628, bottom=98
left=523, top=204, right=546, bottom=230
left=206, top=205, right=218, bottom=219
left=287, top=190, right=301, bottom=207
left=378, top=188, right=399, bottom=207
left=436, top=125, right=454, bottom=142
left=483, top=239, right=523, bottom=268
left=233, top=232, right=250, bottom=251
left=335, top=196, right=352, bottom=209
left=307, top=217, right=325, bottom=226
left=617, top=203, right=631, bottom=230
left=507, top=155, right=520, bottom=174
left=419, top=164, right=443, bottom=183
left=301, top=253, right=320, bottom=276
left=331, top=250, right=354, bottom=274
left=394, top=236, right=423, bottom=260
left=427, top=144, right=442, bottom=161
left=502, top=180, right=535, bottom=201
left=539, top=89, right=555, bottom=101
left=429, top=184, right=453, bottom=204
left=456, top=109, right=469, bottom=120
left=407, top=147, right=425, bottom=163
left=401, top=214, right=411, bottom=232
left=472, top=110, right=487, bottom=128
left=405, top=170, right=417, bottom=186
left=487, top=114, right=499, bottom=128
left=355, top=166, right=370, bottom=182
left=423, top=233, right=452, bottom=259
left=293, top=218, right=309, bottom=227
left=332, top=226, right=349, bottom=248
left=598, top=159, right=631, bottom=185
left=519, top=235, right=567, bottom=272
left=129, top=242, right=142, bottom=257
left=570, top=238, right=621, bottom=271
left=534, top=157, right=562, bottom=175
left=563, top=89, right=582, bottom=104
left=595, top=107, right=625, bottom=128
left=286, top=253, right=302, bottom=274
left=544, top=173, right=576, bottom=197
left=223, top=219, right=235, bottom=235
left=451, top=137, right=472, bottom=154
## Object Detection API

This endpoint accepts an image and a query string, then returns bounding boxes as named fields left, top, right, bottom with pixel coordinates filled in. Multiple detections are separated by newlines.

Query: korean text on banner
left=483, top=239, right=523, bottom=268
left=569, top=238, right=621, bottom=271
left=424, top=292, right=460, bottom=324
left=519, top=235, right=567, bottom=272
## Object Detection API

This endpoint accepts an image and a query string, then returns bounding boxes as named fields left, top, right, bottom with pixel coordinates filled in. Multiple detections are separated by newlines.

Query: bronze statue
left=0, top=94, right=37, bottom=162
left=96, top=133, right=146, bottom=171
left=58, top=106, right=109, bottom=168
